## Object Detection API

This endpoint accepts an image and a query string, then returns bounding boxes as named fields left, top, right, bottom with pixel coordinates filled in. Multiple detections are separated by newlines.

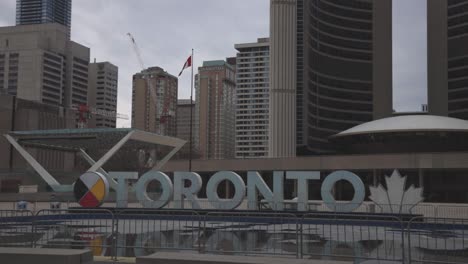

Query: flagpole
left=189, top=48, right=194, bottom=172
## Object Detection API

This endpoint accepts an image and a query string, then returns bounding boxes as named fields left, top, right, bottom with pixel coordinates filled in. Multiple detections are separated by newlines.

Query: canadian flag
left=178, top=55, right=192, bottom=77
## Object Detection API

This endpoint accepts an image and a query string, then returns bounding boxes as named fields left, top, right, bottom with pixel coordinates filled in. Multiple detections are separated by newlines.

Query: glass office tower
left=16, top=0, right=72, bottom=38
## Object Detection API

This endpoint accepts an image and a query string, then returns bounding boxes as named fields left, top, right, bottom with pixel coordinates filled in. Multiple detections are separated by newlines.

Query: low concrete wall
left=137, top=252, right=350, bottom=264
left=0, top=247, right=93, bottom=264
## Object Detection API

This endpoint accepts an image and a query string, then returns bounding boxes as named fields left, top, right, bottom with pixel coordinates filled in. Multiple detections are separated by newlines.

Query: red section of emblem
left=79, top=191, right=100, bottom=208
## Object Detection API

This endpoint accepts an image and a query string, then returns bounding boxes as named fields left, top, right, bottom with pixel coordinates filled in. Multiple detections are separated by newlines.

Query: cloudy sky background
left=0, top=0, right=427, bottom=127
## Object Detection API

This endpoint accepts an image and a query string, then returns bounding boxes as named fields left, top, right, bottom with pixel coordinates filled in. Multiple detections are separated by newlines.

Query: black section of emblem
left=73, top=178, right=88, bottom=201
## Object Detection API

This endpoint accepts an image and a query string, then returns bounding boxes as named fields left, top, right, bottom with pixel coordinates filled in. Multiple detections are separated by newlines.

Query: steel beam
left=5, top=134, right=61, bottom=191
left=88, top=131, right=134, bottom=172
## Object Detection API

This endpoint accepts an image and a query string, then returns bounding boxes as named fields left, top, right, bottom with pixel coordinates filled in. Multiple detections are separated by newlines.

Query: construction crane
left=72, top=104, right=129, bottom=128
left=127, top=33, right=175, bottom=135
left=127, top=33, right=158, bottom=117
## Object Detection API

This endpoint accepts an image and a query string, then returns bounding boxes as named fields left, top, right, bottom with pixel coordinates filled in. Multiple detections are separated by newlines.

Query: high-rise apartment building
left=235, top=38, right=270, bottom=158
left=195, top=60, right=236, bottom=159
left=0, top=24, right=89, bottom=108
left=16, top=0, right=72, bottom=38
left=132, top=67, right=178, bottom=136
left=269, top=0, right=393, bottom=157
left=88, top=61, right=118, bottom=128
left=427, top=0, right=468, bottom=120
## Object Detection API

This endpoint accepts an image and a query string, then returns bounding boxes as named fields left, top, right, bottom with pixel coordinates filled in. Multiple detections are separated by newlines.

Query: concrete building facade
left=132, top=67, right=178, bottom=136
left=0, top=24, right=89, bottom=108
left=269, top=0, right=393, bottom=157
left=427, top=0, right=468, bottom=120
left=0, top=94, right=76, bottom=171
left=16, top=0, right=72, bottom=38
left=235, top=38, right=270, bottom=158
left=269, top=0, right=297, bottom=158
left=195, top=60, right=236, bottom=160
left=88, top=61, right=118, bottom=128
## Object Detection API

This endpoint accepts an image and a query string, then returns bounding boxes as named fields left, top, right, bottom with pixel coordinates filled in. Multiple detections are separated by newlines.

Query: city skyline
left=2, top=3, right=468, bottom=263
left=0, top=0, right=427, bottom=128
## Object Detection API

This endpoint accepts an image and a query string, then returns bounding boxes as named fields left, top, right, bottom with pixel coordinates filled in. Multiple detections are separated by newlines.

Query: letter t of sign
left=247, top=171, right=284, bottom=211
left=110, top=172, right=138, bottom=208
left=286, top=171, right=320, bottom=211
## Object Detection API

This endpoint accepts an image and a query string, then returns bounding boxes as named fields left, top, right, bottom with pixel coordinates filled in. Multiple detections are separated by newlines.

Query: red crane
left=73, top=104, right=129, bottom=128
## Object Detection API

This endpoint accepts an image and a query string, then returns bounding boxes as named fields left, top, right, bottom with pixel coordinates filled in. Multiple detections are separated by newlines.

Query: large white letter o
left=321, top=171, right=365, bottom=213
left=206, top=171, right=245, bottom=210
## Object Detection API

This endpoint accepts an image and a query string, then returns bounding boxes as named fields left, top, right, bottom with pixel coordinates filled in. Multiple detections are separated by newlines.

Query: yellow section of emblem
left=90, top=179, right=106, bottom=201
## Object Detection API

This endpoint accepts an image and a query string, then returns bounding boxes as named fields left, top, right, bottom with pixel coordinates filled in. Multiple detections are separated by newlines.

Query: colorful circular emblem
left=74, top=172, right=109, bottom=208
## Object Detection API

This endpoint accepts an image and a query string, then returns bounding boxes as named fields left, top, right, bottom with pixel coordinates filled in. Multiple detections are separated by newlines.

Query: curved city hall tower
left=269, top=0, right=393, bottom=157
left=269, top=0, right=297, bottom=158
left=427, top=0, right=468, bottom=120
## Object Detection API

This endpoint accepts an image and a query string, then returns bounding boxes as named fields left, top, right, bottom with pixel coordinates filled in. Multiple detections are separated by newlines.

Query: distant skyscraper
left=16, top=0, right=72, bottom=38
left=235, top=38, right=270, bottom=158
left=269, top=0, right=297, bottom=158
left=427, top=0, right=468, bottom=120
left=176, top=99, right=195, bottom=157
left=88, top=62, right=118, bottom=128
left=195, top=60, right=236, bottom=159
left=132, top=67, right=178, bottom=136
left=0, top=24, right=89, bottom=108
left=269, top=0, right=393, bottom=157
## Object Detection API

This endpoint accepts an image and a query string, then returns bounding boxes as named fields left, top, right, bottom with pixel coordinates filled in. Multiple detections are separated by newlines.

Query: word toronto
left=103, top=170, right=366, bottom=212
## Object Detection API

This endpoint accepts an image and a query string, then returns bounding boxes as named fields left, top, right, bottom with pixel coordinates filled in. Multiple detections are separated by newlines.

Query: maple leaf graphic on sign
left=369, top=170, right=424, bottom=214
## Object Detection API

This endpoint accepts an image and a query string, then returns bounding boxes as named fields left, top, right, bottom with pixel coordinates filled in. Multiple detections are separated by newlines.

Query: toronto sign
left=73, top=169, right=424, bottom=213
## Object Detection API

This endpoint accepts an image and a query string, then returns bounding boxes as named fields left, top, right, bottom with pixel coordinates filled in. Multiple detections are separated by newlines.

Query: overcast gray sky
left=0, top=0, right=427, bottom=127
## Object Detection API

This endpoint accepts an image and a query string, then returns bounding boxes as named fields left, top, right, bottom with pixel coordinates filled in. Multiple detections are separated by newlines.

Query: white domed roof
left=333, top=115, right=468, bottom=138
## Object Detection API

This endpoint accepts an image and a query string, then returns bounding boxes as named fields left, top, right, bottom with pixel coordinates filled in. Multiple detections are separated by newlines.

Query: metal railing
left=435, top=205, right=468, bottom=220
left=407, top=217, right=468, bottom=264
left=0, top=209, right=35, bottom=248
left=408, top=204, right=438, bottom=218
left=300, top=213, right=405, bottom=262
left=2, top=200, right=468, bottom=218
left=202, top=211, right=299, bottom=257
left=2, top=208, right=468, bottom=263
left=115, top=209, right=202, bottom=257
left=33, top=209, right=115, bottom=257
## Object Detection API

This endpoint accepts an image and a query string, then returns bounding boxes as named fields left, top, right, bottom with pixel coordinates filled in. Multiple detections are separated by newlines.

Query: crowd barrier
left=0, top=209, right=35, bottom=248
left=115, top=209, right=202, bottom=256
left=407, top=217, right=468, bottom=264
left=1, top=208, right=468, bottom=263
left=202, top=211, right=299, bottom=257
left=2, top=200, right=464, bottom=218
left=300, top=213, right=405, bottom=262
left=33, top=209, right=116, bottom=258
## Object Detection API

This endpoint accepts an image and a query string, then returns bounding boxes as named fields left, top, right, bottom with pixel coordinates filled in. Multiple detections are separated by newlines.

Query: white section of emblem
left=80, top=172, right=100, bottom=189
